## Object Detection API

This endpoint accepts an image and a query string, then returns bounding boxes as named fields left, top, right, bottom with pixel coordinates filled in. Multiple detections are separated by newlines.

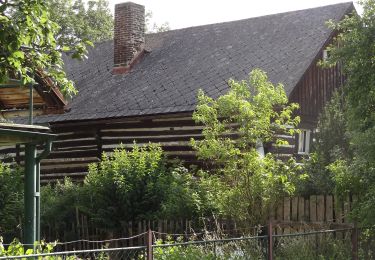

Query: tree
left=191, top=69, right=303, bottom=224
left=145, top=11, right=170, bottom=33
left=46, top=0, right=113, bottom=45
left=0, top=0, right=90, bottom=96
left=323, top=0, right=375, bottom=227
left=299, top=90, right=350, bottom=195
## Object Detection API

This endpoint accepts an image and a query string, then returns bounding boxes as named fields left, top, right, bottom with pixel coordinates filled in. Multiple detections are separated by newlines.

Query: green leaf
left=12, top=51, right=24, bottom=59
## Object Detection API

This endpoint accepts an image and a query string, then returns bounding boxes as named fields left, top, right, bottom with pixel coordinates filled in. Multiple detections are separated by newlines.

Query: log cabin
left=2, top=2, right=354, bottom=182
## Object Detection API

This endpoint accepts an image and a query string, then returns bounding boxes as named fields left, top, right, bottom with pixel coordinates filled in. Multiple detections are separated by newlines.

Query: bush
left=0, top=237, right=55, bottom=257
left=0, top=163, right=23, bottom=242
left=41, top=143, right=218, bottom=233
left=41, top=178, right=81, bottom=241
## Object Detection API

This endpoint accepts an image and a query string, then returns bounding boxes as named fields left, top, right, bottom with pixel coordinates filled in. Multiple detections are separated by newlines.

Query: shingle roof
left=34, top=2, right=353, bottom=123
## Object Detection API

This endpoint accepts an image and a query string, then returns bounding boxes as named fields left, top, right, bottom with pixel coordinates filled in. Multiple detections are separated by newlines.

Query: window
left=323, top=50, right=329, bottom=61
left=256, top=139, right=265, bottom=158
left=298, top=129, right=311, bottom=154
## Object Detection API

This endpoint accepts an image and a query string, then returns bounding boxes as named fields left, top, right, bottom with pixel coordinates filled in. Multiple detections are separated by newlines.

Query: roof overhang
left=0, top=73, right=67, bottom=120
left=0, top=123, right=56, bottom=146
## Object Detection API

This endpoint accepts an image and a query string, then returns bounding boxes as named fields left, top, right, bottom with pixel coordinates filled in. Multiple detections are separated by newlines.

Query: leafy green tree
left=145, top=11, right=170, bottom=33
left=299, top=91, right=350, bottom=195
left=46, top=0, right=113, bottom=45
left=0, top=0, right=91, bottom=96
left=323, top=0, right=375, bottom=226
left=191, top=69, right=303, bottom=224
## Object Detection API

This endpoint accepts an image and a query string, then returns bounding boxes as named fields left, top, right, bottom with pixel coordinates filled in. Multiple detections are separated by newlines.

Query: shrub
left=81, top=143, right=213, bottom=229
left=41, top=178, right=81, bottom=241
left=0, top=237, right=56, bottom=257
left=0, top=163, right=23, bottom=242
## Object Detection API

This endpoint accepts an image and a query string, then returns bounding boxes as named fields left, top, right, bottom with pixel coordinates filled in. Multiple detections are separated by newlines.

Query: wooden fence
left=42, top=194, right=355, bottom=251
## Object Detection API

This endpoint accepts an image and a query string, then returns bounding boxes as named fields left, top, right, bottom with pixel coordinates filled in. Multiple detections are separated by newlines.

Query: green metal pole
left=35, top=162, right=40, bottom=242
left=24, top=83, right=36, bottom=249
left=24, top=143, right=37, bottom=249
left=35, top=141, right=52, bottom=242
left=29, top=84, right=33, bottom=125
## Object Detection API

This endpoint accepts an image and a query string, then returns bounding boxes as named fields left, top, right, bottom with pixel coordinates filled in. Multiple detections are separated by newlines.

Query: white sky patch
left=106, top=0, right=361, bottom=30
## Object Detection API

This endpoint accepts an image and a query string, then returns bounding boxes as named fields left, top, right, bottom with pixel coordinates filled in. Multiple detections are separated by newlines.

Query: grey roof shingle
left=35, top=2, right=353, bottom=123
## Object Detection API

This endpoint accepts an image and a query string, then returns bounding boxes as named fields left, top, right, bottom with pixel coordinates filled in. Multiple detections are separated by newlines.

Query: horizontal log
left=48, top=149, right=98, bottom=159
left=53, top=139, right=97, bottom=149
left=42, top=158, right=99, bottom=166
left=54, top=145, right=98, bottom=152
left=101, top=128, right=203, bottom=138
left=52, top=119, right=201, bottom=133
left=41, top=165, right=89, bottom=175
left=0, top=146, right=18, bottom=154
left=101, top=135, right=205, bottom=145
left=56, top=132, right=96, bottom=141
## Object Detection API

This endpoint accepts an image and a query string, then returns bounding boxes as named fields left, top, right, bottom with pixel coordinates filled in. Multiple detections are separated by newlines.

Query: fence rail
left=2, top=226, right=372, bottom=260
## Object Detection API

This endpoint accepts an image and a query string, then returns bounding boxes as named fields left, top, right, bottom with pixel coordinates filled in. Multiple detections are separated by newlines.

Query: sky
left=107, top=0, right=361, bottom=30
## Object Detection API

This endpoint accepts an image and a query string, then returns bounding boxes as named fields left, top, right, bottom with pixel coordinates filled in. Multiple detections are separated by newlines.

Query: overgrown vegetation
left=0, top=164, right=23, bottom=242
left=0, top=238, right=56, bottom=257
left=308, top=0, right=375, bottom=228
left=192, top=69, right=303, bottom=224
left=299, top=90, right=350, bottom=196
left=39, top=143, right=220, bottom=237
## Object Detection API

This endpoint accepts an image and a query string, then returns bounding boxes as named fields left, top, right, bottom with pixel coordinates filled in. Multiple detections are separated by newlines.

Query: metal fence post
left=351, top=225, right=359, bottom=260
left=147, top=229, right=153, bottom=260
left=268, top=221, right=273, bottom=260
left=213, top=240, right=217, bottom=258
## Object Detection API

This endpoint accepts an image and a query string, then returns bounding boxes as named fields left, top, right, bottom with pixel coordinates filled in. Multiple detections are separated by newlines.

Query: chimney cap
left=115, top=2, right=144, bottom=8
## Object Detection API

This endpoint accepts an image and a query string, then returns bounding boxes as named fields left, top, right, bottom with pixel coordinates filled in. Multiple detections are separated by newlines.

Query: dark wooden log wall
left=0, top=113, right=295, bottom=182
left=289, top=49, right=344, bottom=128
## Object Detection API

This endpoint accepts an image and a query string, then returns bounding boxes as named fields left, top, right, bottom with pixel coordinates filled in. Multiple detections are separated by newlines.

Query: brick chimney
left=113, top=2, right=145, bottom=74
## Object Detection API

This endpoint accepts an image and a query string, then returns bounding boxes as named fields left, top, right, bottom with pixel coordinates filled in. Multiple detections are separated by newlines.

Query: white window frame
left=298, top=129, right=311, bottom=154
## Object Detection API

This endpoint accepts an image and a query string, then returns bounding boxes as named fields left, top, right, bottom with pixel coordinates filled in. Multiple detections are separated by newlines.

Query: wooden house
left=2, top=2, right=354, bottom=182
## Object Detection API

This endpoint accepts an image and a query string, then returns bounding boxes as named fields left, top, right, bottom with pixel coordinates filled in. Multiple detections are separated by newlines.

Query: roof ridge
left=146, top=1, right=353, bottom=36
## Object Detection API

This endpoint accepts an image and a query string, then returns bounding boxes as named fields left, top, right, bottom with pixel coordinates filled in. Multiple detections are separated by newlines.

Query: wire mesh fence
left=151, top=226, right=369, bottom=259
left=153, top=235, right=269, bottom=259
left=272, top=228, right=353, bottom=259
left=2, top=226, right=375, bottom=259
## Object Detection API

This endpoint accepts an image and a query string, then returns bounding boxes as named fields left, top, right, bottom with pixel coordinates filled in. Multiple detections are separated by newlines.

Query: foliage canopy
left=192, top=69, right=303, bottom=223
left=46, top=0, right=113, bottom=46
left=321, top=0, right=375, bottom=226
left=0, top=0, right=93, bottom=96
